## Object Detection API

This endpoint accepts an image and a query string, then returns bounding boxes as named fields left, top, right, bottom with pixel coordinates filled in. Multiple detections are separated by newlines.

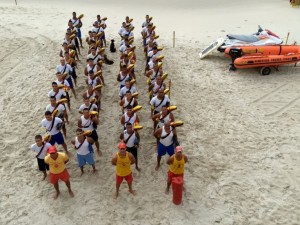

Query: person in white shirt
left=96, top=15, right=107, bottom=47
left=154, top=121, right=178, bottom=170
left=56, top=58, right=77, bottom=99
left=79, top=97, right=98, bottom=114
left=118, top=22, right=127, bottom=39
left=77, top=108, right=102, bottom=156
left=121, top=25, right=134, bottom=39
left=46, top=96, right=68, bottom=137
left=71, top=128, right=96, bottom=176
left=119, top=80, right=137, bottom=100
left=41, top=111, right=69, bottom=154
left=30, top=135, right=52, bottom=180
left=121, top=105, right=140, bottom=130
left=87, top=47, right=102, bottom=64
left=150, top=88, right=170, bottom=116
left=70, top=12, right=83, bottom=48
left=117, top=65, right=133, bottom=89
left=120, top=122, right=141, bottom=171
left=48, top=82, right=67, bottom=101
left=120, top=91, right=138, bottom=114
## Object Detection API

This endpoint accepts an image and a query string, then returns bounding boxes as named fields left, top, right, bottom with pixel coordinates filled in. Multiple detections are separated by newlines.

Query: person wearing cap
left=120, top=122, right=141, bottom=171
left=41, top=111, right=69, bottom=155
left=30, top=135, right=52, bottom=180
left=153, top=121, right=178, bottom=170
left=165, top=146, right=188, bottom=194
left=111, top=142, right=136, bottom=198
left=71, top=128, right=96, bottom=176
left=44, top=145, right=74, bottom=199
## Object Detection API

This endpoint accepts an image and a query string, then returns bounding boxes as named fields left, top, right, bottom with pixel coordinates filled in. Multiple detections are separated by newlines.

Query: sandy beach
left=0, top=0, right=300, bottom=224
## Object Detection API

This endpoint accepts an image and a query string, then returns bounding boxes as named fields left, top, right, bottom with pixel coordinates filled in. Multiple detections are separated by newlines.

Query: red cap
left=118, top=142, right=126, bottom=149
left=48, top=146, right=57, bottom=154
left=175, top=146, right=182, bottom=153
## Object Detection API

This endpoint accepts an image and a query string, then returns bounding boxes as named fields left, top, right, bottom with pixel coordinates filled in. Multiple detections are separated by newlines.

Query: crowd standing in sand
left=30, top=12, right=188, bottom=200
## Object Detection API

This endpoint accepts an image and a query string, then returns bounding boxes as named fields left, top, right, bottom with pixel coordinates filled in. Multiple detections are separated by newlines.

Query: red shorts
left=116, top=173, right=133, bottom=186
left=50, top=169, right=70, bottom=184
left=167, top=171, right=184, bottom=183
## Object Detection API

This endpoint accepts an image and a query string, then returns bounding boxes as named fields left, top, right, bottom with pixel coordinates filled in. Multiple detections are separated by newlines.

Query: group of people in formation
left=30, top=12, right=188, bottom=200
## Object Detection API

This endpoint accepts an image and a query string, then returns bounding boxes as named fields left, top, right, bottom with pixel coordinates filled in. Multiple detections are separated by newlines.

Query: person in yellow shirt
left=44, top=146, right=74, bottom=199
left=165, top=146, right=188, bottom=194
left=111, top=142, right=136, bottom=198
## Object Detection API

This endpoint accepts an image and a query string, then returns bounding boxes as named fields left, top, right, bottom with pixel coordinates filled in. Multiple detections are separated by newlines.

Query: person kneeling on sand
left=71, top=128, right=96, bottom=176
left=111, top=142, right=136, bottom=198
left=30, top=135, right=52, bottom=180
left=165, top=146, right=188, bottom=194
left=44, top=146, right=74, bottom=199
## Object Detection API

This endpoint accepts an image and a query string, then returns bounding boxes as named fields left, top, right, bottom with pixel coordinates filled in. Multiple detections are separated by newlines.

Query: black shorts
left=126, top=146, right=137, bottom=159
left=37, top=158, right=49, bottom=171
left=71, top=68, right=77, bottom=80
left=90, top=130, right=98, bottom=141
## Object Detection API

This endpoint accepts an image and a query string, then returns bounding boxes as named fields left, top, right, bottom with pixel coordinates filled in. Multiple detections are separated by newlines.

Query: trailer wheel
left=260, top=67, right=271, bottom=76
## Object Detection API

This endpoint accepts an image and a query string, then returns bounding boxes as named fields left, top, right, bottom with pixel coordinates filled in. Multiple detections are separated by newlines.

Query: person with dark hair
left=46, top=96, right=68, bottom=137
left=96, top=14, right=107, bottom=47
left=77, top=108, right=102, bottom=156
left=120, top=90, right=138, bottom=114
left=121, top=105, right=139, bottom=129
left=41, top=111, right=69, bottom=155
left=153, top=121, right=178, bottom=171
left=48, top=82, right=67, bottom=101
left=119, top=79, right=137, bottom=100
left=150, top=88, right=170, bottom=117
left=56, top=57, right=77, bottom=100
left=44, top=145, right=74, bottom=199
left=117, top=65, right=133, bottom=89
left=64, top=51, right=77, bottom=87
left=148, top=75, right=166, bottom=100
left=78, top=97, right=98, bottom=114
left=70, top=12, right=83, bottom=48
left=120, top=123, right=140, bottom=171
left=71, top=128, right=96, bottom=176
left=30, top=135, right=52, bottom=180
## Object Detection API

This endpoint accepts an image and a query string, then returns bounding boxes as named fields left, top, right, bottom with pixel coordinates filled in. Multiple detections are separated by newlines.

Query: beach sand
left=0, top=0, right=300, bottom=224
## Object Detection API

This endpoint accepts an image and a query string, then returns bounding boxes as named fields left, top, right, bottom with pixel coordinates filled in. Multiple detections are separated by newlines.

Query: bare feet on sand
left=68, top=190, right=74, bottom=198
left=53, top=191, right=60, bottom=200
left=165, top=188, right=170, bottom=195
left=155, top=165, right=160, bottom=171
left=129, top=190, right=137, bottom=196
